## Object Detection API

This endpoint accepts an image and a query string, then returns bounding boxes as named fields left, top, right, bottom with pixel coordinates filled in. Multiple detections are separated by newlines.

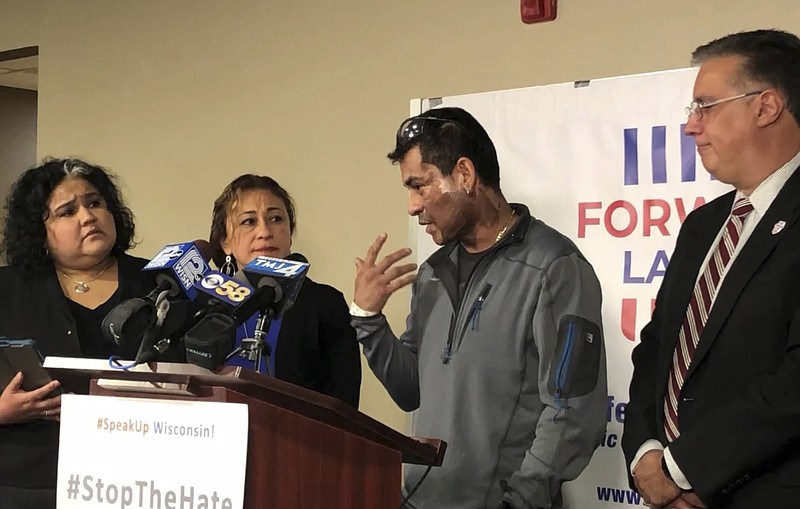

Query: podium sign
left=57, top=394, right=248, bottom=509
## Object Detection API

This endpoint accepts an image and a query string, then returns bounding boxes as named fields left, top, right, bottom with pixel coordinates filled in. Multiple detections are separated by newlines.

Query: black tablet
left=0, top=339, right=60, bottom=395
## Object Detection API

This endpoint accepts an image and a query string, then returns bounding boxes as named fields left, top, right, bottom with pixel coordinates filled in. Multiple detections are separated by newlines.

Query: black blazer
left=623, top=167, right=800, bottom=508
left=272, top=278, right=361, bottom=409
left=0, top=254, right=154, bottom=490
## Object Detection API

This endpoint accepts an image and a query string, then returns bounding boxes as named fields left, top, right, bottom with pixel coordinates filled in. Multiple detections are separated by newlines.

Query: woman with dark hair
left=0, top=158, right=156, bottom=509
left=210, top=174, right=361, bottom=408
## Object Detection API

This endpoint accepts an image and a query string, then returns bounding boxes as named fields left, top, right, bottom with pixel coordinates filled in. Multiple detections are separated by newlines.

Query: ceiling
left=0, top=55, right=38, bottom=91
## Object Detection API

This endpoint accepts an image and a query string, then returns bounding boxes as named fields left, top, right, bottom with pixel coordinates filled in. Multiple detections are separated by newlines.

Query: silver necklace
left=58, top=260, right=111, bottom=294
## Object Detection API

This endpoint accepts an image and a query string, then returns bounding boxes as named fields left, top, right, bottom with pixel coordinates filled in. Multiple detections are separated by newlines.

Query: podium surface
left=46, top=360, right=445, bottom=509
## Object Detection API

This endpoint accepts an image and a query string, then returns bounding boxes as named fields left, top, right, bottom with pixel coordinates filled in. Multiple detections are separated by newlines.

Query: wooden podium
left=46, top=361, right=445, bottom=509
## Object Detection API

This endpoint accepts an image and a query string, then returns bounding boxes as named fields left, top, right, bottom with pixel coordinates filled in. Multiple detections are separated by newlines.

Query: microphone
left=240, top=252, right=309, bottom=318
left=130, top=289, right=171, bottom=364
left=183, top=270, right=256, bottom=369
left=236, top=253, right=310, bottom=374
left=183, top=313, right=236, bottom=370
left=135, top=308, right=209, bottom=365
left=102, top=240, right=212, bottom=366
left=141, top=240, right=213, bottom=300
left=101, top=297, right=156, bottom=347
left=181, top=253, right=309, bottom=371
left=230, top=277, right=282, bottom=324
left=181, top=270, right=256, bottom=368
left=131, top=240, right=213, bottom=364
left=194, top=270, right=256, bottom=315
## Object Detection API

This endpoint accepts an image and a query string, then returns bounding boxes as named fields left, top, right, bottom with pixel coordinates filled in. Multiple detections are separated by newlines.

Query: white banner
left=410, top=68, right=730, bottom=507
left=57, top=394, right=248, bottom=509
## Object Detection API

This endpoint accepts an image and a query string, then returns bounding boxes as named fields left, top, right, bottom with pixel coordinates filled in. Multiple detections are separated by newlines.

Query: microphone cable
left=397, top=462, right=434, bottom=509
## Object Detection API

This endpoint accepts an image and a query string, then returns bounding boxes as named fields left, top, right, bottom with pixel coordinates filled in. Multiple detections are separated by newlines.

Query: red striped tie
left=663, top=197, right=754, bottom=441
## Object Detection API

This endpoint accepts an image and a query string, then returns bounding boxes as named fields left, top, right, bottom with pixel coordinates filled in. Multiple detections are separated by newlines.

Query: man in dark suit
left=622, top=29, right=800, bottom=509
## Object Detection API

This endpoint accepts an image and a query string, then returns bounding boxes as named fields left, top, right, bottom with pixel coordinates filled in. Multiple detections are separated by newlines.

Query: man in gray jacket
left=351, top=106, right=607, bottom=509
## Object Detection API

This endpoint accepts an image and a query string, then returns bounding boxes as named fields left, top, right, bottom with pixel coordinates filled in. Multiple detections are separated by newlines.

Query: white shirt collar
left=735, top=149, right=800, bottom=216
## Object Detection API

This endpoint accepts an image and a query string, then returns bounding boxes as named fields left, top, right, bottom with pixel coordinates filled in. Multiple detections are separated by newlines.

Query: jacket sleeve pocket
left=547, top=314, right=602, bottom=400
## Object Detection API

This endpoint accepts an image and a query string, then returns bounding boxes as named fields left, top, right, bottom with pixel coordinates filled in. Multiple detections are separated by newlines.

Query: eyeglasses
left=395, top=116, right=468, bottom=146
left=685, top=90, right=763, bottom=119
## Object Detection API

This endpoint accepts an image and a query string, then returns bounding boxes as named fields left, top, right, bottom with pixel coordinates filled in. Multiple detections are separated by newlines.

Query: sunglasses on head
left=395, top=116, right=469, bottom=146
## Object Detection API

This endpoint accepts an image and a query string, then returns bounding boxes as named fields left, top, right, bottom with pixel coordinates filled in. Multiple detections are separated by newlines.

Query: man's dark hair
left=2, top=158, right=137, bottom=274
left=387, top=107, right=501, bottom=190
left=692, top=29, right=800, bottom=123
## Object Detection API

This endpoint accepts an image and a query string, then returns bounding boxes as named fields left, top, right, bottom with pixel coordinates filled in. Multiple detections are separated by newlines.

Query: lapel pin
left=772, top=220, right=786, bottom=235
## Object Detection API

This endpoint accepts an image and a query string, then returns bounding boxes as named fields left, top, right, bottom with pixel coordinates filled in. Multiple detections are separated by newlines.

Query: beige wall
left=1, top=0, right=798, bottom=432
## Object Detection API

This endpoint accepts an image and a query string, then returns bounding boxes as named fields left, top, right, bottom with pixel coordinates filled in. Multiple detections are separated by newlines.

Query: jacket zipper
left=442, top=282, right=492, bottom=364
left=554, top=320, right=576, bottom=408
left=441, top=226, right=519, bottom=364
left=467, top=284, right=492, bottom=330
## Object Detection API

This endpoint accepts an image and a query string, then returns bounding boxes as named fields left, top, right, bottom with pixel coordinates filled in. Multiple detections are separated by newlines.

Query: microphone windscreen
left=101, top=298, right=155, bottom=345
left=184, top=313, right=236, bottom=369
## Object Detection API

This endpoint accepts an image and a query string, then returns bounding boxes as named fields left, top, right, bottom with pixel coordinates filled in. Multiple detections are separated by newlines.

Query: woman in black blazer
left=0, top=159, right=156, bottom=509
left=209, top=174, right=361, bottom=408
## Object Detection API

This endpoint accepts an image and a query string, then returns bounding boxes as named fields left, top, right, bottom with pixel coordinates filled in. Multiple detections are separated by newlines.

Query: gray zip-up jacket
left=353, top=205, right=607, bottom=509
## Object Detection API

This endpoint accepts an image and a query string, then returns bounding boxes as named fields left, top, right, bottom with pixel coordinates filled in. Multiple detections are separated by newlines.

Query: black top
left=0, top=254, right=156, bottom=490
left=273, top=277, right=362, bottom=408
left=457, top=245, right=489, bottom=301
left=66, top=289, right=120, bottom=357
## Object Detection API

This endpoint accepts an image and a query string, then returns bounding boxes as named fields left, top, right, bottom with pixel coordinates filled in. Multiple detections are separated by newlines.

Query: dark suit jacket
left=269, top=278, right=361, bottom=408
left=622, top=167, right=800, bottom=508
left=0, top=254, right=154, bottom=492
